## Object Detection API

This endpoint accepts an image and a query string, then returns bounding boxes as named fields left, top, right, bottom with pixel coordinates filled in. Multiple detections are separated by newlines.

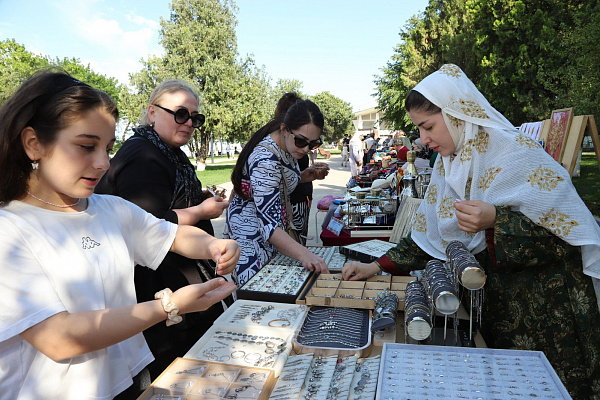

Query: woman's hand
left=172, top=278, right=237, bottom=315
left=300, top=167, right=318, bottom=183
left=207, top=238, right=240, bottom=275
left=341, top=261, right=380, bottom=281
left=454, top=200, right=496, bottom=233
left=301, top=252, right=329, bottom=274
left=174, top=196, right=229, bottom=225
left=198, top=196, right=229, bottom=219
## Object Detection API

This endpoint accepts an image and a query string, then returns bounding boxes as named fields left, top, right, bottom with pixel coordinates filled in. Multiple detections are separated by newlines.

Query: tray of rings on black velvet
left=138, top=357, right=275, bottom=400
left=236, top=247, right=337, bottom=304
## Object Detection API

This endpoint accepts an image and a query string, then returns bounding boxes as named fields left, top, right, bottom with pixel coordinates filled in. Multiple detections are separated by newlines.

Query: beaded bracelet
left=155, top=288, right=183, bottom=326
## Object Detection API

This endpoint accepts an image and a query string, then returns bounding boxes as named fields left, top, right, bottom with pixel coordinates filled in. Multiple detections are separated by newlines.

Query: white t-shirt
left=0, top=194, right=178, bottom=400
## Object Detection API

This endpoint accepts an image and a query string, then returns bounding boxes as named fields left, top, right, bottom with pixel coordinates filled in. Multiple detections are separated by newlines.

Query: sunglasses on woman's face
left=287, top=127, right=322, bottom=150
left=154, top=104, right=206, bottom=128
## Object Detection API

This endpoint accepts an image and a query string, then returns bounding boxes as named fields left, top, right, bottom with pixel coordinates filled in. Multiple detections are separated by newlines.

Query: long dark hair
left=231, top=95, right=324, bottom=199
left=0, top=70, right=118, bottom=203
left=405, top=90, right=442, bottom=114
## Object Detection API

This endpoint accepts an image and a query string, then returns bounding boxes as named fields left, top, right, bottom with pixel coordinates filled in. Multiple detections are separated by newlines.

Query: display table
left=138, top=245, right=570, bottom=400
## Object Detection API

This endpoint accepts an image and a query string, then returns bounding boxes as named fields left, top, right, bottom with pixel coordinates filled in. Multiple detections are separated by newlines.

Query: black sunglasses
left=287, top=127, right=322, bottom=150
left=153, top=104, right=206, bottom=128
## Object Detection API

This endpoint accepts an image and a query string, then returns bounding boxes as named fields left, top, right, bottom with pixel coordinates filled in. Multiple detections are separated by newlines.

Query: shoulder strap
left=256, top=143, right=297, bottom=230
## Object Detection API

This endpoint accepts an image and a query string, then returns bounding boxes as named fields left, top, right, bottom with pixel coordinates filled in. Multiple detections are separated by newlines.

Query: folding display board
left=561, top=114, right=600, bottom=177
left=532, top=113, right=600, bottom=177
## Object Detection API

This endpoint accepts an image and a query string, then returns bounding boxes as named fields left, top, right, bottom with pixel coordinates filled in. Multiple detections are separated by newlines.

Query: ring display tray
left=137, top=358, right=274, bottom=400
left=268, top=246, right=336, bottom=266
left=303, top=274, right=415, bottom=310
left=237, top=264, right=314, bottom=304
left=237, top=247, right=335, bottom=304
left=377, top=343, right=571, bottom=399
left=339, top=239, right=396, bottom=263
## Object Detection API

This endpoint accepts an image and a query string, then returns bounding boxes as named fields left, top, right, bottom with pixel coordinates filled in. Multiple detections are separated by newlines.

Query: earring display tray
left=268, top=353, right=381, bottom=400
left=212, top=300, right=308, bottom=332
left=377, top=343, right=571, bottom=399
left=137, top=358, right=274, bottom=400
left=303, top=274, right=415, bottom=310
left=293, top=307, right=372, bottom=357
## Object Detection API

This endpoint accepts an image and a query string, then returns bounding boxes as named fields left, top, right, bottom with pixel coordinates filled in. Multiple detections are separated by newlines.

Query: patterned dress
left=377, top=207, right=600, bottom=399
left=224, top=136, right=300, bottom=286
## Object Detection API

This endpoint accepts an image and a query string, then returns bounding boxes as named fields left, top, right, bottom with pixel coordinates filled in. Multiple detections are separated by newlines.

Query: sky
left=0, top=0, right=429, bottom=111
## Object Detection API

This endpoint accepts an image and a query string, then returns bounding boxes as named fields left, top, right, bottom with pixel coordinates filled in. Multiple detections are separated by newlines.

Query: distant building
left=352, top=104, right=394, bottom=140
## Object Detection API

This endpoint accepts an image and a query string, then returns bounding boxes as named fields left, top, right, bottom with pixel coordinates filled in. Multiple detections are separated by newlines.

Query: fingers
left=341, top=262, right=358, bottom=280
left=211, top=240, right=240, bottom=267
left=198, top=279, right=237, bottom=304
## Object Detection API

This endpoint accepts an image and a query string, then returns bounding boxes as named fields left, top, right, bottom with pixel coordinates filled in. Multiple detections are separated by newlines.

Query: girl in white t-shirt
left=0, top=71, right=240, bottom=400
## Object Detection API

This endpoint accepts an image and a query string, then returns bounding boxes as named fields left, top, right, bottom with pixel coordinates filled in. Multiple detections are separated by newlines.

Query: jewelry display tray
left=137, top=357, right=275, bottom=400
left=212, top=300, right=309, bottom=333
left=302, top=274, right=415, bottom=310
left=376, top=343, right=571, bottom=400
left=237, top=247, right=338, bottom=304
left=184, top=302, right=309, bottom=377
left=292, top=307, right=373, bottom=358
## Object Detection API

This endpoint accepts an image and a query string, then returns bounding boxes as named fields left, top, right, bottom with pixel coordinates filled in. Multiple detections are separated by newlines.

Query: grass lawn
left=195, top=162, right=235, bottom=187
left=572, top=152, right=600, bottom=217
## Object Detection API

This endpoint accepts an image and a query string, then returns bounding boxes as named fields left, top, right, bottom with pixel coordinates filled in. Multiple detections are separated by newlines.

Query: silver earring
left=150, top=122, right=155, bottom=128
left=31, top=160, right=39, bottom=170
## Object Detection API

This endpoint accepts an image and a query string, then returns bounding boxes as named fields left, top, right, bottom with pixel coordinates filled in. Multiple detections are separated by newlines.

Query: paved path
left=210, top=153, right=351, bottom=246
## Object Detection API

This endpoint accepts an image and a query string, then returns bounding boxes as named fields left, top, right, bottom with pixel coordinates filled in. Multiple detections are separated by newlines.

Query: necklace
left=27, top=191, right=81, bottom=208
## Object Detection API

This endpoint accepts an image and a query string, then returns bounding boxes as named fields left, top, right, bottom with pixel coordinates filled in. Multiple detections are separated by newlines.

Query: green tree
left=310, top=91, right=354, bottom=142
left=125, top=0, right=272, bottom=158
left=0, top=39, right=121, bottom=108
left=0, top=39, right=49, bottom=103
left=54, top=57, right=122, bottom=107
left=555, top=0, right=600, bottom=122
left=374, top=0, right=472, bottom=131
left=375, top=0, right=600, bottom=130
left=273, top=79, right=304, bottom=98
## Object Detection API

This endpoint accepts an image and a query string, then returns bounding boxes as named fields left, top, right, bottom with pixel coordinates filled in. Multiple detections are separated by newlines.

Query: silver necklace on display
left=27, top=191, right=81, bottom=208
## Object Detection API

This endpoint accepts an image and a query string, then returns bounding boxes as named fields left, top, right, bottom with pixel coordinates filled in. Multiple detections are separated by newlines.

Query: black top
left=96, top=134, right=224, bottom=379
left=290, top=154, right=313, bottom=204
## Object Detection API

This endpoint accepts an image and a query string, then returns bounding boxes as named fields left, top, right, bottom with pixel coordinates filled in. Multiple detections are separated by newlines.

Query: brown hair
left=0, top=70, right=118, bottom=203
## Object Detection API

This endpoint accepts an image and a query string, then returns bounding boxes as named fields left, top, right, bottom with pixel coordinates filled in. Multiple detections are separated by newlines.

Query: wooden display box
left=302, top=274, right=415, bottom=310
left=137, top=358, right=275, bottom=400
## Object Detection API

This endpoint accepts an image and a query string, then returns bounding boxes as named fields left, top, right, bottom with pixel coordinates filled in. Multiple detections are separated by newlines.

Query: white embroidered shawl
left=409, top=65, right=600, bottom=294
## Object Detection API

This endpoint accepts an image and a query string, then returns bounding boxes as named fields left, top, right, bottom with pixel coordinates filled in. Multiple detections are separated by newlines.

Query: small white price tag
left=326, top=217, right=344, bottom=236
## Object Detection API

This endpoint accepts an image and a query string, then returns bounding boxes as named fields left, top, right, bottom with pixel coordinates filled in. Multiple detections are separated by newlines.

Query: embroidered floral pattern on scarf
left=408, top=65, right=600, bottom=296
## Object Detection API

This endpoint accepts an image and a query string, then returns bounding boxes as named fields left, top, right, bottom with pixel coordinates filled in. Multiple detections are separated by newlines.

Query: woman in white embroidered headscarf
left=342, top=64, right=600, bottom=398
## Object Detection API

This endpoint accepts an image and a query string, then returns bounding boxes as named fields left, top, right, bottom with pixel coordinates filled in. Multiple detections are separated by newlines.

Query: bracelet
left=268, top=318, right=291, bottom=327
left=155, top=288, right=183, bottom=326
left=374, top=260, right=384, bottom=272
